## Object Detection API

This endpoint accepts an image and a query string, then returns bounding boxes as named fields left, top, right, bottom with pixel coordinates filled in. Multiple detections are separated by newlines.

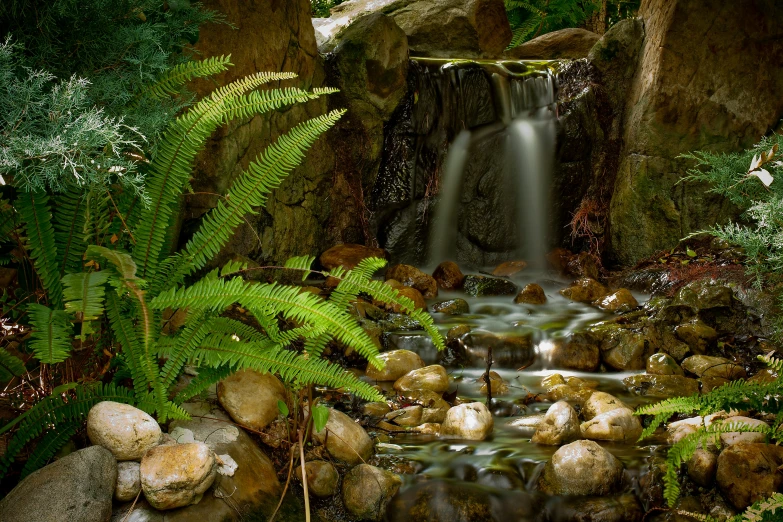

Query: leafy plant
left=0, top=60, right=446, bottom=479
left=310, top=0, right=345, bottom=18
left=505, top=0, right=600, bottom=48
left=636, top=354, right=783, bottom=512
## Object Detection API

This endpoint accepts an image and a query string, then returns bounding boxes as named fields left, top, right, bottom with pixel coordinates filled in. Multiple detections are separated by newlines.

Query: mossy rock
left=462, top=275, right=517, bottom=297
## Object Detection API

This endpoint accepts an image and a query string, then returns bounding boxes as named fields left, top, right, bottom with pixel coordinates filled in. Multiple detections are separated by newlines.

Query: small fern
left=26, top=303, right=72, bottom=364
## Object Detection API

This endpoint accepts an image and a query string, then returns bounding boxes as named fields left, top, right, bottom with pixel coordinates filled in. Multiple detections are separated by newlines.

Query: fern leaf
left=105, top=290, right=148, bottom=394
left=173, top=365, right=233, bottom=404
left=52, top=189, right=87, bottom=276
left=0, top=347, right=26, bottom=382
left=137, top=55, right=233, bottom=101
left=192, top=336, right=383, bottom=401
left=132, top=72, right=315, bottom=280
left=158, top=311, right=209, bottom=389
left=16, top=191, right=63, bottom=307
left=62, top=271, right=110, bottom=320
left=168, top=110, right=345, bottom=281
left=20, top=421, right=79, bottom=478
left=27, top=303, right=72, bottom=364
left=285, top=255, right=316, bottom=281
left=150, top=277, right=383, bottom=368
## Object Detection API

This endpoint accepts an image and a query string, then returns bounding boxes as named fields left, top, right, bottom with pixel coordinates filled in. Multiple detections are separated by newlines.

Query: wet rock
left=538, top=440, right=624, bottom=496
left=675, top=320, right=718, bottom=354
left=681, top=355, right=746, bottom=380
left=0, top=446, right=116, bottom=522
left=673, top=281, right=734, bottom=311
left=313, top=407, right=374, bottom=465
left=560, top=277, right=609, bottom=303
left=463, top=330, right=535, bottom=368
left=623, top=374, right=700, bottom=399
left=217, top=369, right=287, bottom=431
left=342, top=464, right=402, bottom=521
left=362, top=401, right=392, bottom=418
left=115, top=461, right=141, bottom=502
left=399, top=389, right=451, bottom=423
left=463, top=275, right=518, bottom=296
left=595, top=289, right=638, bottom=313
left=508, top=413, right=545, bottom=437
left=547, top=384, right=595, bottom=405
left=549, top=338, right=600, bottom=371
left=718, top=416, right=768, bottom=446
left=514, top=283, right=547, bottom=305
left=447, top=324, right=472, bottom=342
left=531, top=401, right=581, bottom=445
left=366, top=349, right=424, bottom=381
left=87, top=401, right=162, bottom=461
left=667, top=416, right=705, bottom=444
left=687, top=449, right=717, bottom=488
left=580, top=407, right=642, bottom=443
left=491, top=260, right=528, bottom=277
left=296, top=460, right=339, bottom=498
left=716, top=442, right=783, bottom=510
left=320, top=244, right=388, bottom=270
left=432, top=261, right=465, bottom=290
left=550, top=494, right=644, bottom=522
left=432, top=298, right=470, bottom=315
left=414, top=423, right=441, bottom=436
left=386, top=264, right=438, bottom=298
left=393, top=364, right=449, bottom=393
left=167, top=401, right=281, bottom=519
left=140, top=442, right=217, bottom=510
left=478, top=371, right=509, bottom=396
left=597, top=327, right=651, bottom=371
left=383, top=285, right=428, bottom=312
left=582, top=392, right=629, bottom=421
left=441, top=402, right=494, bottom=440
left=505, top=27, right=600, bottom=60
left=646, top=353, right=684, bottom=376
left=748, top=368, right=778, bottom=384
left=567, top=252, right=601, bottom=280
left=386, top=405, right=424, bottom=426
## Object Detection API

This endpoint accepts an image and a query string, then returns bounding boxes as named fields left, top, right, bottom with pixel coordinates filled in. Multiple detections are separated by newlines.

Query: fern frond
left=206, top=316, right=268, bottom=343
left=27, top=303, right=72, bottom=364
left=62, top=271, right=110, bottom=320
left=20, top=421, right=79, bottom=478
left=132, top=72, right=314, bottom=280
left=105, top=290, right=147, bottom=394
left=0, top=347, right=26, bottom=383
left=158, top=311, right=209, bottom=390
left=730, top=493, right=783, bottom=522
left=173, top=365, right=233, bottom=404
left=52, top=189, right=87, bottom=276
left=170, top=110, right=345, bottom=280
left=285, top=255, right=316, bottom=281
left=137, top=55, right=233, bottom=101
left=192, top=336, right=383, bottom=401
left=0, top=383, right=135, bottom=477
left=0, top=198, right=18, bottom=239
left=150, top=277, right=383, bottom=367
left=17, top=191, right=63, bottom=307
left=636, top=395, right=701, bottom=440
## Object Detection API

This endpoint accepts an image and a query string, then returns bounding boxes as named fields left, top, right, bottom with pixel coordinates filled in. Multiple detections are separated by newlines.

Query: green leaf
left=277, top=399, right=289, bottom=417
left=27, top=303, right=72, bottom=364
left=312, top=404, right=329, bottom=433
left=62, top=271, right=111, bottom=321
left=686, top=247, right=697, bottom=257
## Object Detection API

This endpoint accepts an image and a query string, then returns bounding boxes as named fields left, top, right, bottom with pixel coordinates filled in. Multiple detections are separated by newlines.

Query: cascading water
left=428, top=63, right=557, bottom=268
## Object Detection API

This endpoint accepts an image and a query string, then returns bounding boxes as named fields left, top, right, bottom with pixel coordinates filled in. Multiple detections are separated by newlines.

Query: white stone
left=531, top=401, right=581, bottom=445
left=115, top=461, right=141, bottom=502
left=580, top=407, right=642, bottom=443
left=87, top=401, right=161, bottom=461
left=441, top=402, right=493, bottom=440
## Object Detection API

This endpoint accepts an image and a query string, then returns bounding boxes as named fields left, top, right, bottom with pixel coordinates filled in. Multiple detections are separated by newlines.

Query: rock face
left=140, top=442, right=217, bottom=510
left=325, top=0, right=512, bottom=58
left=312, top=407, right=374, bottom=465
left=549, top=338, right=600, bottom=371
left=608, top=0, right=783, bottom=265
left=531, top=401, right=581, bottom=445
left=0, top=446, right=117, bottom=522
left=441, top=402, right=494, bottom=440
left=87, top=401, right=162, bottom=461
left=716, top=442, right=783, bottom=510
left=217, top=369, right=287, bottom=431
left=342, top=464, right=402, bottom=521
left=366, top=349, right=424, bottom=381
left=538, top=440, right=624, bottom=496
left=505, top=28, right=600, bottom=59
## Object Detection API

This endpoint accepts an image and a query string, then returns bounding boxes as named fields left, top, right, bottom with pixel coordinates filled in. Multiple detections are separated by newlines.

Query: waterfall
left=425, top=63, right=557, bottom=267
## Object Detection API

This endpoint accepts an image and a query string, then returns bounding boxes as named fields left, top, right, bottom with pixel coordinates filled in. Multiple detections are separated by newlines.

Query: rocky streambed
left=0, top=244, right=778, bottom=522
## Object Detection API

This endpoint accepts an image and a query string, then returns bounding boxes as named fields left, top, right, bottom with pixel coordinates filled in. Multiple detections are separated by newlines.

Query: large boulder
left=505, top=28, right=600, bottom=60
left=608, top=0, right=783, bottom=265
left=312, top=407, right=374, bottom=465
left=716, top=442, right=783, bottom=510
left=0, top=446, right=117, bottom=522
left=342, top=464, right=402, bottom=520
left=217, top=369, right=287, bottom=431
left=322, top=0, right=512, bottom=58
left=538, top=440, right=624, bottom=496
left=87, top=401, right=162, bottom=461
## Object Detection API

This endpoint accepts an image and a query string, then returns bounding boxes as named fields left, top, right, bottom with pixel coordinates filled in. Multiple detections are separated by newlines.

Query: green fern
left=135, top=55, right=234, bottom=102
left=52, top=189, right=87, bottom=277
left=27, top=303, right=72, bottom=364
left=16, top=191, right=63, bottom=307
left=0, top=348, right=26, bottom=382
left=62, top=271, right=110, bottom=333
left=730, top=493, right=783, bottom=522
left=20, top=422, right=79, bottom=478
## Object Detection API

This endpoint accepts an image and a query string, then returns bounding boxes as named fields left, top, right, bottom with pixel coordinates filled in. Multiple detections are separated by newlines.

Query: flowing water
left=368, top=271, right=659, bottom=520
